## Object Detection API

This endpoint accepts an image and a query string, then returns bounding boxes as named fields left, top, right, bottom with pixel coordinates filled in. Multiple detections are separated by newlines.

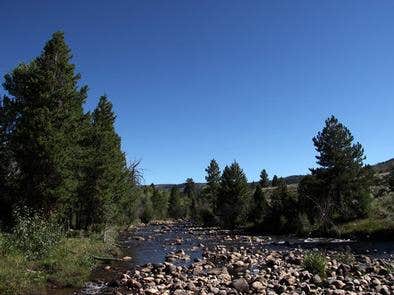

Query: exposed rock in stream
left=114, top=246, right=393, bottom=294
left=76, top=222, right=393, bottom=294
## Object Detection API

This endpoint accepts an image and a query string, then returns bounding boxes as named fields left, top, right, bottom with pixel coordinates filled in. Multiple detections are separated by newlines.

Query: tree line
left=1, top=32, right=391, bottom=235
left=155, top=116, right=384, bottom=235
left=0, top=32, right=141, bottom=230
left=138, top=114, right=386, bottom=235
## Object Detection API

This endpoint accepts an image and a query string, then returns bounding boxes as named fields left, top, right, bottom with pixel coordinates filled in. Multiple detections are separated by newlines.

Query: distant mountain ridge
left=153, top=158, right=394, bottom=190
left=371, top=158, right=394, bottom=174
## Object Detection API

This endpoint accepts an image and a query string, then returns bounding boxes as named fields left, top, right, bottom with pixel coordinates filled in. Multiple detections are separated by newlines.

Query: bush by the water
left=303, top=251, right=327, bottom=278
left=10, top=210, right=63, bottom=259
left=0, top=213, right=115, bottom=294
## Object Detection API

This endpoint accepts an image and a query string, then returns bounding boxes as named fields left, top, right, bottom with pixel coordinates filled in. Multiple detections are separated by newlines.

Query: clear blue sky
left=1, top=1, right=393, bottom=184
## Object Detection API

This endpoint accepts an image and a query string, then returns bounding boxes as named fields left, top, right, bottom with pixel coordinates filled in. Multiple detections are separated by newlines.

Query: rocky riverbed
left=77, top=221, right=393, bottom=294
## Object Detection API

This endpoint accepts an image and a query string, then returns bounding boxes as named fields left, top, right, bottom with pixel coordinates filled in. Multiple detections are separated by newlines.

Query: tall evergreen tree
left=0, top=97, right=17, bottom=228
left=259, top=169, right=269, bottom=188
left=184, top=178, right=197, bottom=218
left=299, top=116, right=372, bottom=229
left=81, top=95, right=133, bottom=227
left=265, top=177, right=298, bottom=232
left=1, top=31, right=87, bottom=218
left=204, top=159, right=221, bottom=209
left=271, top=175, right=278, bottom=187
left=251, top=184, right=268, bottom=226
left=151, top=185, right=169, bottom=219
left=184, top=178, right=196, bottom=197
left=217, top=161, right=249, bottom=228
left=168, top=186, right=185, bottom=219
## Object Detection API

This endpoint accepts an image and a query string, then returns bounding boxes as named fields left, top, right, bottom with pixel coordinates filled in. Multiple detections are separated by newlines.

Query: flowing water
left=47, top=222, right=394, bottom=294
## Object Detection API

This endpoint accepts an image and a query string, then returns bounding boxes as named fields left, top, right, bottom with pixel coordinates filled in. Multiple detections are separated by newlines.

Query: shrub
left=303, top=251, right=327, bottom=277
left=296, top=213, right=312, bottom=235
left=11, top=209, right=63, bottom=259
left=196, top=208, right=217, bottom=226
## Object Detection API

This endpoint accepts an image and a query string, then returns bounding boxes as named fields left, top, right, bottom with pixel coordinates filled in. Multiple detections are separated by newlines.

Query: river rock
left=232, top=278, right=249, bottom=292
left=112, top=222, right=393, bottom=295
left=252, top=280, right=264, bottom=290
left=331, top=280, right=346, bottom=289
left=313, top=274, right=322, bottom=284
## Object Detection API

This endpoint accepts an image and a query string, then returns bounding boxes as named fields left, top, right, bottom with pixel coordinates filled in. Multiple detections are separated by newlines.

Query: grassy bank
left=339, top=217, right=394, bottom=240
left=0, top=215, right=119, bottom=295
left=338, top=192, right=394, bottom=240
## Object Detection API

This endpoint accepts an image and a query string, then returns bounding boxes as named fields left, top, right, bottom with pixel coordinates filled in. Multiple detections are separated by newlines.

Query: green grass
left=303, top=251, right=327, bottom=278
left=339, top=192, right=394, bottom=239
left=0, top=233, right=114, bottom=294
left=0, top=251, right=46, bottom=295
left=340, top=217, right=393, bottom=234
left=39, top=237, right=111, bottom=287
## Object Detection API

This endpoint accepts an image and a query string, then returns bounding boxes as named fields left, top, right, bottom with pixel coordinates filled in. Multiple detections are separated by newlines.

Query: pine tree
left=271, top=175, right=278, bottom=187
left=259, top=169, right=269, bottom=188
left=141, top=194, right=154, bottom=223
left=151, top=185, right=169, bottom=219
left=300, top=116, right=372, bottom=228
left=265, top=178, right=298, bottom=232
left=184, top=178, right=197, bottom=218
left=81, top=95, right=133, bottom=227
left=251, top=184, right=268, bottom=225
left=204, top=159, right=221, bottom=210
left=0, top=97, right=17, bottom=228
left=168, top=187, right=185, bottom=219
left=184, top=178, right=196, bottom=197
left=2, top=31, right=87, bottom=217
left=217, top=161, right=249, bottom=228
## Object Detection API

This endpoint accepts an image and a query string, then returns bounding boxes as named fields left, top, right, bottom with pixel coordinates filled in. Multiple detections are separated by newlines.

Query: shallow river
left=48, top=222, right=394, bottom=294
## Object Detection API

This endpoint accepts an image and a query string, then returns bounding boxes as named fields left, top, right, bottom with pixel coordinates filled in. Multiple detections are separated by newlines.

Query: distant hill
left=153, top=158, right=393, bottom=190
left=371, top=158, right=394, bottom=174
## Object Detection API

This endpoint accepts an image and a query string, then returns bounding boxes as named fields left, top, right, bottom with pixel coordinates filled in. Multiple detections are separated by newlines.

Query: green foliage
left=184, top=178, right=198, bottom=218
left=196, top=207, right=217, bottom=226
left=271, top=175, right=278, bottom=187
left=168, top=187, right=187, bottom=219
left=259, top=169, right=269, bottom=188
left=39, top=237, right=110, bottom=287
left=0, top=213, right=113, bottom=293
left=264, top=178, right=299, bottom=233
left=387, top=169, right=394, bottom=191
left=151, top=185, right=169, bottom=219
left=217, top=161, right=250, bottom=228
left=298, top=116, right=373, bottom=232
left=0, top=252, right=46, bottom=295
left=2, top=31, right=87, bottom=218
left=339, top=213, right=394, bottom=238
left=80, top=95, right=134, bottom=227
left=0, top=233, right=111, bottom=294
left=303, top=251, right=327, bottom=277
left=295, top=213, right=312, bottom=235
left=141, top=194, right=154, bottom=223
left=251, top=184, right=268, bottom=225
left=10, top=210, right=63, bottom=259
left=184, top=178, right=197, bottom=198
left=204, top=159, right=221, bottom=210
left=0, top=32, right=139, bottom=230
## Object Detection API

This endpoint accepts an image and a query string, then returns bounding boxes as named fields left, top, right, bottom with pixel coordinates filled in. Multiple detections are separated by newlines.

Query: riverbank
left=0, top=231, right=118, bottom=295
left=77, top=221, right=393, bottom=294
